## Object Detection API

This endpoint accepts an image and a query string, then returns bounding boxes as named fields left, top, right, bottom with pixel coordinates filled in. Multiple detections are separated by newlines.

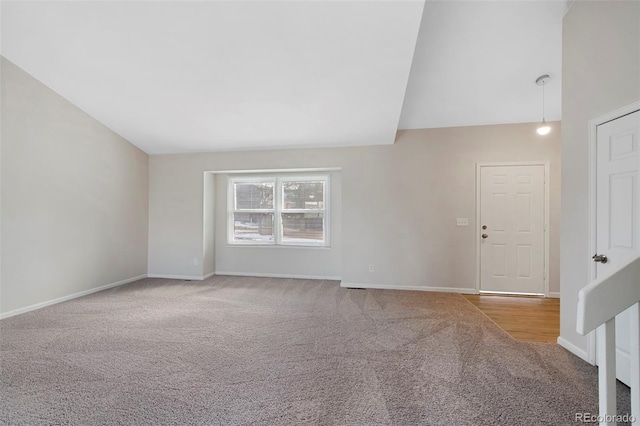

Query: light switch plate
left=456, top=218, right=469, bottom=226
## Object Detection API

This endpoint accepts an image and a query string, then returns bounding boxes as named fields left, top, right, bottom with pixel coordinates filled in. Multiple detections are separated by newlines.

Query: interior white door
left=595, top=109, right=640, bottom=387
left=479, top=165, right=545, bottom=294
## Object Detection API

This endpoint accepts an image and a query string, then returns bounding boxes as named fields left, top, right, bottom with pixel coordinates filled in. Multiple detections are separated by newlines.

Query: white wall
left=560, top=0, right=640, bottom=357
left=148, top=121, right=560, bottom=291
left=0, top=57, right=149, bottom=316
left=0, top=4, right=4, bottom=309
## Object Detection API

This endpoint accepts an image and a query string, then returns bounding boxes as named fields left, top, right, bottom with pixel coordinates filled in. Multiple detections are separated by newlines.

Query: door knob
left=482, top=234, right=488, bottom=239
left=592, top=254, right=608, bottom=263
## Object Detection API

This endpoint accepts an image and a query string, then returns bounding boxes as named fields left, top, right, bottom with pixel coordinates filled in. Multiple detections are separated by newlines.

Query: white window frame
left=228, top=174, right=330, bottom=247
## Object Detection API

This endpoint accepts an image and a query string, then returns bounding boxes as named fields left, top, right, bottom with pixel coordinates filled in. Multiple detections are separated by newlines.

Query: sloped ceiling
left=1, top=1, right=424, bottom=153
left=1, top=1, right=564, bottom=154
left=399, top=0, right=564, bottom=130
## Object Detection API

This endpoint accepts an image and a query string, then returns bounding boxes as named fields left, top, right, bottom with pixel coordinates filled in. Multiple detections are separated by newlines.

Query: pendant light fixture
left=536, top=74, right=551, bottom=135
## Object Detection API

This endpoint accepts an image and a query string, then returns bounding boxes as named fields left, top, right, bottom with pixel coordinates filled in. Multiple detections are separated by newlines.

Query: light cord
left=542, top=82, right=545, bottom=121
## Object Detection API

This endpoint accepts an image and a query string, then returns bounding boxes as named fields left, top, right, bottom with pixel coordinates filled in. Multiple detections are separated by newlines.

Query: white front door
left=595, top=109, right=640, bottom=387
left=479, top=165, right=545, bottom=294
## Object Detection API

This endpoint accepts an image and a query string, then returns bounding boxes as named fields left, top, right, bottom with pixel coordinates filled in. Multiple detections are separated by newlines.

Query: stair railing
left=577, top=253, right=640, bottom=425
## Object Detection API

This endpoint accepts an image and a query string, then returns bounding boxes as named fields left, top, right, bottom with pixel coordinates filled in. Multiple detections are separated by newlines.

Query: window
left=228, top=175, right=329, bottom=246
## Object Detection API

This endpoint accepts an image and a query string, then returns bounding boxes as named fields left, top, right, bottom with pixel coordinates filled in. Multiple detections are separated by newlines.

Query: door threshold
left=479, top=290, right=545, bottom=298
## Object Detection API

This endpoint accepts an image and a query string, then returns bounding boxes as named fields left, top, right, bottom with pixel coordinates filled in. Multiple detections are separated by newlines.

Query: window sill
left=226, top=244, right=331, bottom=250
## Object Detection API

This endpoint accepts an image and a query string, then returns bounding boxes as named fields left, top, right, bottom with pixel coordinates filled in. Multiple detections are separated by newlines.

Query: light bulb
left=537, top=120, right=551, bottom=135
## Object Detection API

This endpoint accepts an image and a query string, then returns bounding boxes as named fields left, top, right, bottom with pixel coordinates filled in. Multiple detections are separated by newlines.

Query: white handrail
left=577, top=253, right=640, bottom=426
left=577, top=253, right=640, bottom=335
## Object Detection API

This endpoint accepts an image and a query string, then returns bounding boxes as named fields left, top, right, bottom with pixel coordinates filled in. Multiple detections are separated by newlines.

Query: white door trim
left=586, top=101, right=640, bottom=365
left=475, top=161, right=551, bottom=296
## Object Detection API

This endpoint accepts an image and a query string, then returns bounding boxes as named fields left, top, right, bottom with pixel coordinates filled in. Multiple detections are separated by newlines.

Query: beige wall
left=560, top=0, right=640, bottom=356
left=213, top=171, right=342, bottom=279
left=149, top=121, right=560, bottom=291
left=0, top=57, right=149, bottom=315
left=203, top=173, right=215, bottom=277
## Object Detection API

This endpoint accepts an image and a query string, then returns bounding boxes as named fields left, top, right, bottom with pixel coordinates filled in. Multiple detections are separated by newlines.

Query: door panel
left=610, top=174, right=635, bottom=249
left=595, top=110, right=640, bottom=386
left=480, top=165, right=545, bottom=294
left=517, top=245, right=531, bottom=277
left=492, top=245, right=507, bottom=276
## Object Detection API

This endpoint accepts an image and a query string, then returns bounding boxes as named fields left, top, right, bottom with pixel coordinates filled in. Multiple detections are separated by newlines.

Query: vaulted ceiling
left=0, top=1, right=565, bottom=154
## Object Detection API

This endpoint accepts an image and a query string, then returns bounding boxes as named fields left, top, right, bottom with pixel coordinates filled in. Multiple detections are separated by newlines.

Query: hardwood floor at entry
left=462, top=294, right=560, bottom=344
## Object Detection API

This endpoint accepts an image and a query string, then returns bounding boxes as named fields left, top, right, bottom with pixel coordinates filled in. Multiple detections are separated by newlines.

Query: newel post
left=596, top=319, right=617, bottom=426
left=630, top=302, right=639, bottom=420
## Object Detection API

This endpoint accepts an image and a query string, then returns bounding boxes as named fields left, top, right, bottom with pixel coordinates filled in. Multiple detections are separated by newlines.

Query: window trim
left=227, top=174, right=330, bottom=247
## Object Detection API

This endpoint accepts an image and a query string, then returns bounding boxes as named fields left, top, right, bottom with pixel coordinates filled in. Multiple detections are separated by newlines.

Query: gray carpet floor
left=0, top=276, right=632, bottom=425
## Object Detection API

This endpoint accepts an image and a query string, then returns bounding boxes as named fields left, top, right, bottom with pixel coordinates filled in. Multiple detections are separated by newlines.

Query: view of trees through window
left=230, top=176, right=328, bottom=245
left=283, top=181, right=324, bottom=209
left=234, top=182, right=273, bottom=210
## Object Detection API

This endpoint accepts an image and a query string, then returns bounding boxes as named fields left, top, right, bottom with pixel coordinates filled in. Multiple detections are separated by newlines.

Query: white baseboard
left=202, top=272, right=215, bottom=279
left=215, top=271, right=341, bottom=281
left=557, top=336, right=590, bottom=363
left=0, top=274, right=147, bottom=320
left=548, top=292, right=560, bottom=298
left=147, top=274, right=206, bottom=280
left=616, top=347, right=631, bottom=386
left=340, top=282, right=478, bottom=294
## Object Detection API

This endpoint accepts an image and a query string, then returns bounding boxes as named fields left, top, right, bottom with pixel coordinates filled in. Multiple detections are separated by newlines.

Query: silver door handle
left=592, top=254, right=608, bottom=263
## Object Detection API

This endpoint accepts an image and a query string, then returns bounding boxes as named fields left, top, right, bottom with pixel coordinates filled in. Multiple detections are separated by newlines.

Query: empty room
left=1, top=0, right=639, bottom=424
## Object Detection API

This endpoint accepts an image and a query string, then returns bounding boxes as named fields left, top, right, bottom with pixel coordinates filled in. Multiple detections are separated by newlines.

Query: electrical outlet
left=193, top=258, right=198, bottom=265
left=368, top=265, right=374, bottom=272
left=456, top=218, right=469, bottom=227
